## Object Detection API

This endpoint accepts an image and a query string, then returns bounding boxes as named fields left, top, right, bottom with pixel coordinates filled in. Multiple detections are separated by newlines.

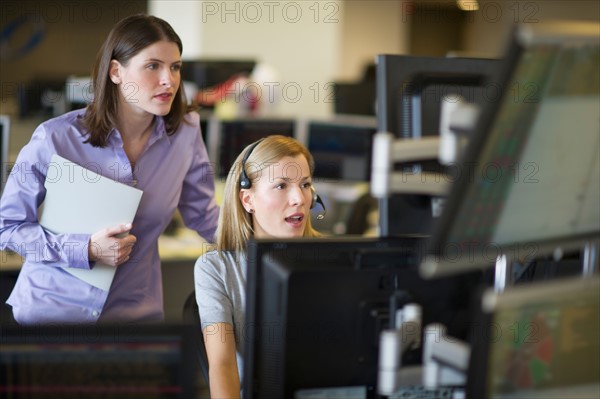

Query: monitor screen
left=420, top=21, right=600, bottom=278
left=467, top=275, right=600, bottom=399
left=0, top=115, right=10, bottom=193
left=0, top=323, right=200, bottom=398
left=242, top=236, right=487, bottom=398
left=375, top=55, right=500, bottom=236
left=216, top=119, right=296, bottom=178
left=307, top=117, right=377, bottom=182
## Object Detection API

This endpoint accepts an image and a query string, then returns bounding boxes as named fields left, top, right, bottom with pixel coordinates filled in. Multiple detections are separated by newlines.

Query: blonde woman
left=194, top=135, right=321, bottom=397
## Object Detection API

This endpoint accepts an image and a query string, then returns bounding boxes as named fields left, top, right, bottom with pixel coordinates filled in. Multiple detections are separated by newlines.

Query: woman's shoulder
left=175, top=110, right=200, bottom=132
left=34, top=109, right=87, bottom=139
left=18, top=110, right=87, bottom=161
left=194, top=250, right=243, bottom=285
left=168, top=111, right=203, bottom=146
left=195, top=250, right=237, bottom=270
left=40, top=109, right=85, bottom=128
left=183, top=110, right=200, bottom=125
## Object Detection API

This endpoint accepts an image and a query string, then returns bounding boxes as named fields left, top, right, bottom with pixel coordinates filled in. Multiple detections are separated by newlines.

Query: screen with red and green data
left=486, top=278, right=599, bottom=398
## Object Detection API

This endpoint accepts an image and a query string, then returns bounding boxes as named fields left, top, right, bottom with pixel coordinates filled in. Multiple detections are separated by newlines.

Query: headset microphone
left=312, top=192, right=327, bottom=220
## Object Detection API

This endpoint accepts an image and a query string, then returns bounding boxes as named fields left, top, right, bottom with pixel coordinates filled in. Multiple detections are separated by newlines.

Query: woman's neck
left=118, top=115, right=155, bottom=141
left=118, top=115, right=155, bottom=165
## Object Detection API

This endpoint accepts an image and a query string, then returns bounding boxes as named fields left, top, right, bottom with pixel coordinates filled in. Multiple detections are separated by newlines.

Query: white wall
left=150, top=0, right=344, bottom=118
left=339, top=1, right=409, bottom=81
left=148, top=0, right=204, bottom=59
left=149, top=1, right=600, bottom=116
left=148, top=0, right=413, bottom=117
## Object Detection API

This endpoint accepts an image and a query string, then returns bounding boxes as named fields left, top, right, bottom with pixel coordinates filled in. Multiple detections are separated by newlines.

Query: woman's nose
left=161, top=69, right=175, bottom=87
left=289, top=186, right=305, bottom=206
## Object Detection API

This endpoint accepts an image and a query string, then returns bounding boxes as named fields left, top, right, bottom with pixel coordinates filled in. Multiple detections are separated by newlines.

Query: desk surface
left=0, top=227, right=206, bottom=273
left=0, top=251, right=23, bottom=272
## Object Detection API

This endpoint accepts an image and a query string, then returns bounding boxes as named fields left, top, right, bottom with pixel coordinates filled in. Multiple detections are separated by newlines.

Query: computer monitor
left=242, top=236, right=487, bottom=398
left=376, top=54, right=500, bottom=236
left=0, top=323, right=200, bottom=398
left=306, top=116, right=377, bottom=182
left=181, top=59, right=256, bottom=90
left=377, top=55, right=499, bottom=141
left=0, top=115, right=10, bottom=193
left=467, top=275, right=600, bottom=399
left=420, top=21, right=600, bottom=278
left=333, top=64, right=377, bottom=116
left=214, top=118, right=296, bottom=178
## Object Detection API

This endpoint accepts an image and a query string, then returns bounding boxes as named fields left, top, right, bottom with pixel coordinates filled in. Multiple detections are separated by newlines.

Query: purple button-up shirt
left=0, top=109, right=219, bottom=324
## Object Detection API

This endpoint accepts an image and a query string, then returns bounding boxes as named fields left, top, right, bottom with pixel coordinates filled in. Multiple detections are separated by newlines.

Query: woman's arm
left=177, top=112, right=219, bottom=242
left=0, top=128, right=92, bottom=269
left=203, top=322, right=240, bottom=398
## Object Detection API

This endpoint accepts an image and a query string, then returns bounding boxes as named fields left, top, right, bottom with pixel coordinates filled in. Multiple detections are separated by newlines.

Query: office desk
left=0, top=228, right=206, bottom=323
left=159, top=228, right=207, bottom=321
left=0, top=251, right=22, bottom=323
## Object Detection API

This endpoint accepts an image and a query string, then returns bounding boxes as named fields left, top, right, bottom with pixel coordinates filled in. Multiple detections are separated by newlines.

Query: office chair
left=182, top=290, right=210, bottom=385
left=345, top=192, right=378, bottom=235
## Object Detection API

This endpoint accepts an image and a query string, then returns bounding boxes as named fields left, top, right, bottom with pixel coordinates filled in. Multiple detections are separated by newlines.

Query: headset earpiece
left=239, top=172, right=251, bottom=189
left=239, top=140, right=263, bottom=189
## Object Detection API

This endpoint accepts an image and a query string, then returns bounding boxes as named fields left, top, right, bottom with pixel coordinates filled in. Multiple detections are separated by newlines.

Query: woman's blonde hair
left=215, top=135, right=321, bottom=254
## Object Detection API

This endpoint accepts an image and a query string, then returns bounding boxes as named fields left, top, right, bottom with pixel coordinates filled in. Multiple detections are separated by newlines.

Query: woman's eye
left=276, top=183, right=286, bottom=190
left=147, top=63, right=158, bottom=70
left=172, top=64, right=181, bottom=71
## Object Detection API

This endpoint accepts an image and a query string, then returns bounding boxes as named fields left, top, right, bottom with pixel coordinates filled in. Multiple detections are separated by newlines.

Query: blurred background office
left=2, top=0, right=599, bottom=125
left=1, top=0, right=599, bottom=320
left=2, top=0, right=598, bottom=226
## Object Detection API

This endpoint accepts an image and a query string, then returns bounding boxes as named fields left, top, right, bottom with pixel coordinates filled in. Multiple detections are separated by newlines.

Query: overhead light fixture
left=457, top=0, right=479, bottom=11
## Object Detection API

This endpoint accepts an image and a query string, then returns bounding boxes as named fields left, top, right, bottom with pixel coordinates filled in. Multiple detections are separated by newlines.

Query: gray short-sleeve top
left=194, top=250, right=247, bottom=378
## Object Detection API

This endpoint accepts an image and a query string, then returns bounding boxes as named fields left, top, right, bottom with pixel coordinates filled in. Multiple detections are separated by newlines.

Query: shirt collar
left=148, top=116, right=169, bottom=147
left=107, top=116, right=169, bottom=148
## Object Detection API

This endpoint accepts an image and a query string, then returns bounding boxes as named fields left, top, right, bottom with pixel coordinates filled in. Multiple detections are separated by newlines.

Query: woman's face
left=241, top=154, right=313, bottom=239
left=110, top=40, right=181, bottom=117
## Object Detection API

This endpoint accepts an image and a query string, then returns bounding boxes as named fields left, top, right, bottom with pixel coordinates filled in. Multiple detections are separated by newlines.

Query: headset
left=239, top=139, right=327, bottom=220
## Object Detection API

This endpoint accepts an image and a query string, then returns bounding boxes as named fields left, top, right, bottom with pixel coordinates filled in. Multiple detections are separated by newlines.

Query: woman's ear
left=109, top=60, right=122, bottom=84
left=239, top=189, right=254, bottom=213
